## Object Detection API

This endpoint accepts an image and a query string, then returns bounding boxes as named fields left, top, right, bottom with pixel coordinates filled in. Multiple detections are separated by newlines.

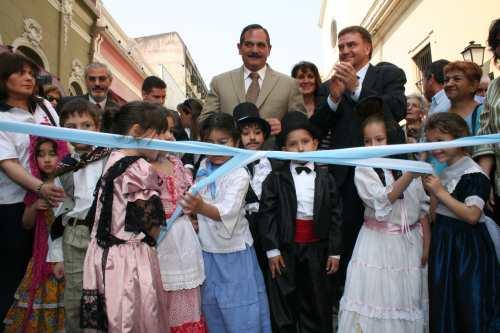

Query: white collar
left=356, top=63, right=370, bottom=82
left=243, top=65, right=267, bottom=81
left=88, top=95, right=107, bottom=108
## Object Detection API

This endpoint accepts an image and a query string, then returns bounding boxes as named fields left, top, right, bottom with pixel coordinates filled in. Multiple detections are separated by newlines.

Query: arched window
left=69, top=81, right=84, bottom=96
left=16, top=46, right=45, bottom=69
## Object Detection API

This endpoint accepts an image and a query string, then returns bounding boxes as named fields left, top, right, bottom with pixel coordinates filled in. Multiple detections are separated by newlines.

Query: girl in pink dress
left=153, top=111, right=207, bottom=332
left=80, top=102, right=168, bottom=333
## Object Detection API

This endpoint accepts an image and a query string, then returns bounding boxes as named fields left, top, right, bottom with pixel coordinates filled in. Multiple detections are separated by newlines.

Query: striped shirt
left=473, top=76, right=500, bottom=193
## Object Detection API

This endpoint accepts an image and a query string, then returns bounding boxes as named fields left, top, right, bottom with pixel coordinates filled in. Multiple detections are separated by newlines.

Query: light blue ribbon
left=2, top=120, right=499, bottom=243
left=195, top=160, right=220, bottom=200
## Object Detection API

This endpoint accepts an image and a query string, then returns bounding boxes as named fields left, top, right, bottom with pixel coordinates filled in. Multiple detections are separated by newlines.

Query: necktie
left=295, top=166, right=311, bottom=174
left=95, top=103, right=102, bottom=110
left=246, top=72, right=260, bottom=104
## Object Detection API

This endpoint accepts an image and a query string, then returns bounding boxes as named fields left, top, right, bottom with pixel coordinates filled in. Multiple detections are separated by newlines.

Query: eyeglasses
left=87, top=75, right=109, bottom=82
left=46, top=96, right=60, bottom=103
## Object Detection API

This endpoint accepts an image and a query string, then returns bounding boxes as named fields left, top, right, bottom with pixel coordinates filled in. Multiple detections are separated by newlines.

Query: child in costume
left=232, top=102, right=272, bottom=271
left=424, top=112, right=499, bottom=333
left=180, top=112, right=272, bottom=333
left=259, top=111, right=343, bottom=332
left=153, top=109, right=206, bottom=332
left=3, top=136, right=68, bottom=332
left=80, top=102, right=168, bottom=333
left=338, top=97, right=430, bottom=333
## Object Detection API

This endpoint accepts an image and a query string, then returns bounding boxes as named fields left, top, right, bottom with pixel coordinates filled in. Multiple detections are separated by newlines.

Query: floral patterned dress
left=3, top=205, right=65, bottom=333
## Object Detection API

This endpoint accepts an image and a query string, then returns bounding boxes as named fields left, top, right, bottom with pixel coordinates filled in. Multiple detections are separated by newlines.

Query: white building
left=318, top=0, right=500, bottom=93
left=135, top=32, right=208, bottom=109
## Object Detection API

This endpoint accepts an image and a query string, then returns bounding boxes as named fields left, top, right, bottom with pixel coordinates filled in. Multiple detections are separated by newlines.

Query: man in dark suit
left=58, top=62, right=118, bottom=114
left=310, top=25, right=407, bottom=283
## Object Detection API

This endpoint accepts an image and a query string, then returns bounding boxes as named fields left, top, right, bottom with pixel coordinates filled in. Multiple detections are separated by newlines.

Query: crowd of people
left=0, top=19, right=499, bottom=333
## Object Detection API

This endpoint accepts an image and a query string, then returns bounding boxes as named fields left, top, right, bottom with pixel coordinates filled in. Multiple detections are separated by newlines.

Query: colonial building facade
left=0, top=0, right=98, bottom=95
left=1, top=0, right=204, bottom=106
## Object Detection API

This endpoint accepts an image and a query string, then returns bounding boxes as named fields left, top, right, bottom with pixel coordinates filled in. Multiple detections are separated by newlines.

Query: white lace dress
left=338, top=167, right=429, bottom=333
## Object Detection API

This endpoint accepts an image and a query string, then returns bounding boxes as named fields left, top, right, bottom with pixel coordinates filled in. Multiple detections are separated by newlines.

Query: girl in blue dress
left=180, top=112, right=271, bottom=333
left=423, top=112, right=499, bottom=333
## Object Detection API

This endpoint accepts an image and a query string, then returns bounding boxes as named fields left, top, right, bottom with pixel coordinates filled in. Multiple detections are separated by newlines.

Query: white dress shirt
left=0, top=100, right=60, bottom=204
left=327, top=62, right=370, bottom=111
left=291, top=161, right=316, bottom=219
left=267, top=162, right=340, bottom=259
left=88, top=95, right=107, bottom=109
left=246, top=157, right=272, bottom=214
left=243, top=65, right=267, bottom=92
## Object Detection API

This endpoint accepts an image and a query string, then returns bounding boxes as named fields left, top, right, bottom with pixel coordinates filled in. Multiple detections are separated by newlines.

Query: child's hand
left=180, top=193, right=204, bottom=215
left=268, top=255, right=286, bottom=279
left=35, top=199, right=51, bottom=210
left=53, top=262, right=64, bottom=279
left=326, top=257, right=340, bottom=275
left=423, top=175, right=445, bottom=196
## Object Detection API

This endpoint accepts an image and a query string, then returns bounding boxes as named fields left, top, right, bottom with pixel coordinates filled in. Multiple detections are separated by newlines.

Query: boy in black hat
left=258, top=111, right=343, bottom=333
left=233, top=102, right=272, bottom=271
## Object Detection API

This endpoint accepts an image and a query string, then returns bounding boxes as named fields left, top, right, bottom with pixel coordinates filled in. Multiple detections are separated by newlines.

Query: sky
left=103, top=0, right=323, bottom=86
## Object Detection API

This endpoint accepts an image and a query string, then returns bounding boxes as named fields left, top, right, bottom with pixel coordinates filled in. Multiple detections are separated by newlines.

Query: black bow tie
left=295, top=166, right=311, bottom=174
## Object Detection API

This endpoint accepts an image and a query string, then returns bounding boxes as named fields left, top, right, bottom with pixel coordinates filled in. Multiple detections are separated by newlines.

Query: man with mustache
left=203, top=24, right=304, bottom=147
left=310, top=25, right=407, bottom=286
left=58, top=62, right=118, bottom=113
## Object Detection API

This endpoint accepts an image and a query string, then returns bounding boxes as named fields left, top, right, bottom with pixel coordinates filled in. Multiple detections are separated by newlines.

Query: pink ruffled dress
left=155, top=155, right=207, bottom=333
left=81, top=151, right=167, bottom=333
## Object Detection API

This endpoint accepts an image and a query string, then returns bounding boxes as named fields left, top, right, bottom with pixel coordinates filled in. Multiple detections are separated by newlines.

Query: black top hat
left=277, top=111, right=320, bottom=149
left=232, top=102, right=271, bottom=138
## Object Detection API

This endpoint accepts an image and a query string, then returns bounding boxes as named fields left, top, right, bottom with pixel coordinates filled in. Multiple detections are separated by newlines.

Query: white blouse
left=196, top=159, right=253, bottom=253
left=0, top=100, right=59, bottom=204
left=354, top=167, right=428, bottom=224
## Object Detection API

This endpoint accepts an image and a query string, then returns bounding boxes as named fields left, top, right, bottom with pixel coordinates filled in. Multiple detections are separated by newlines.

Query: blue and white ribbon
left=1, top=120, right=499, bottom=242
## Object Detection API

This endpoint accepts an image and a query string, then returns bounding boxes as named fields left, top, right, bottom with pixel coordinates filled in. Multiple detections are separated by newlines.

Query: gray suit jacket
left=202, top=65, right=304, bottom=121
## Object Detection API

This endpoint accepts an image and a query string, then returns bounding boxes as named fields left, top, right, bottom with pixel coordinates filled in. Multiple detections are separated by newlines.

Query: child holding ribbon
left=80, top=102, right=168, bottom=333
left=180, top=112, right=271, bottom=333
left=423, top=112, right=499, bottom=333
left=153, top=109, right=206, bottom=332
left=338, top=97, right=430, bottom=333
left=3, top=136, right=68, bottom=332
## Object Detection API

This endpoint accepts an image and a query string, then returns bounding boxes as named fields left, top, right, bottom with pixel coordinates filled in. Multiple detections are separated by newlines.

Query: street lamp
left=461, top=41, right=485, bottom=66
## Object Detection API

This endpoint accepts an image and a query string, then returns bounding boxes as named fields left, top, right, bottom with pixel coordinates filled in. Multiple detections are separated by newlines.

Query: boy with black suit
left=259, top=111, right=343, bottom=333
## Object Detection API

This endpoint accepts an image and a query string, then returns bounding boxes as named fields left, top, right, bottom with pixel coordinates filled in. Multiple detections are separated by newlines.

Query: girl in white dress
left=338, top=97, right=430, bottom=333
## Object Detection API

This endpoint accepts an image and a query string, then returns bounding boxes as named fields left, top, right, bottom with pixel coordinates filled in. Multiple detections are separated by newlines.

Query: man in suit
left=58, top=62, right=118, bottom=114
left=310, top=25, right=407, bottom=283
left=203, top=24, right=304, bottom=137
